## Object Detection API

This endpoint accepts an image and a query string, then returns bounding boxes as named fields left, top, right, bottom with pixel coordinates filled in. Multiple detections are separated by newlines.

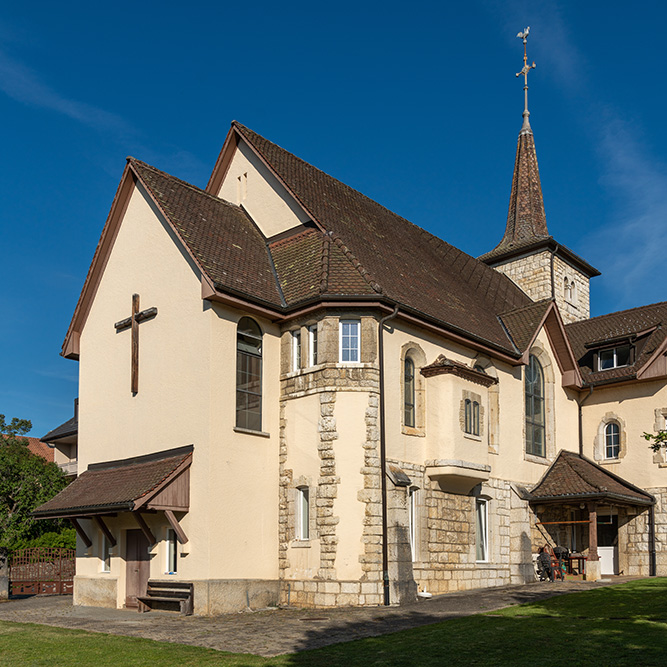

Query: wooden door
left=125, top=529, right=150, bottom=608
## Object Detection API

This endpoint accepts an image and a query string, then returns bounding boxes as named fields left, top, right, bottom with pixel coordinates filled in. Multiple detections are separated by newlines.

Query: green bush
left=11, top=528, right=76, bottom=551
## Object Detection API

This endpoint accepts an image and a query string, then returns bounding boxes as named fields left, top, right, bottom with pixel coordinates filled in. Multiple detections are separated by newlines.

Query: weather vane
left=516, top=27, right=536, bottom=131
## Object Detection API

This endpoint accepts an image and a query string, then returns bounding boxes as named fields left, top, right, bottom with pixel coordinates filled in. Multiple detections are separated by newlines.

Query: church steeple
left=488, top=26, right=549, bottom=256
left=479, top=28, right=600, bottom=324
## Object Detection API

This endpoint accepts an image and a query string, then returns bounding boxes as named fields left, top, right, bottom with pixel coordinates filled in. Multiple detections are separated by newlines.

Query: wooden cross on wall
left=114, top=294, right=158, bottom=394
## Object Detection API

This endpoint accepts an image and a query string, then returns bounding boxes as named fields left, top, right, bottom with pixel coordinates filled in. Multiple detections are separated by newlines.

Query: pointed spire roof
left=479, top=125, right=549, bottom=263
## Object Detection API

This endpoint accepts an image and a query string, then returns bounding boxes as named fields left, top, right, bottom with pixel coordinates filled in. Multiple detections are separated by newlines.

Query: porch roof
left=33, top=445, right=192, bottom=519
left=528, top=450, right=653, bottom=507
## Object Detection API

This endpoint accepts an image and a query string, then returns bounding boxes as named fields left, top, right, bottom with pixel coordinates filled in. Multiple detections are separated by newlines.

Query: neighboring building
left=42, top=399, right=79, bottom=478
left=34, top=98, right=666, bottom=612
left=25, top=437, right=55, bottom=464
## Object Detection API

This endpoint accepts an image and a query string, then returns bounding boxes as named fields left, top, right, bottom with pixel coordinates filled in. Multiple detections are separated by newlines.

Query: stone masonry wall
left=493, top=251, right=590, bottom=324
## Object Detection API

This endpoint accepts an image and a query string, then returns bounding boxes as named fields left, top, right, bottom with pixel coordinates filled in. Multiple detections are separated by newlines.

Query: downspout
left=549, top=243, right=559, bottom=300
left=378, top=304, right=399, bottom=606
left=577, top=386, right=594, bottom=456
left=648, top=504, right=657, bottom=576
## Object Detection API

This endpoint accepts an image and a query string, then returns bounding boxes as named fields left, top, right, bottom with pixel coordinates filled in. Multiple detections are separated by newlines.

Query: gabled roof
left=529, top=450, right=653, bottom=506
left=33, top=445, right=192, bottom=518
left=500, top=299, right=553, bottom=353
left=210, top=122, right=532, bottom=355
left=64, top=122, right=538, bottom=361
left=566, top=301, right=667, bottom=385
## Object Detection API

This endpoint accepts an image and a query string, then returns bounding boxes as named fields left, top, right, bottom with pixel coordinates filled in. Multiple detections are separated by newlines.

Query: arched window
left=525, top=355, right=545, bottom=457
left=464, top=399, right=472, bottom=433
left=605, top=422, right=620, bottom=459
left=564, top=277, right=571, bottom=301
left=236, top=317, right=262, bottom=431
left=472, top=401, right=480, bottom=436
left=404, top=358, right=415, bottom=428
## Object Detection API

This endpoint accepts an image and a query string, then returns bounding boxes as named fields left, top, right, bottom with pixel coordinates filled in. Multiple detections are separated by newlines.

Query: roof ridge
left=129, top=157, right=242, bottom=211
left=566, top=300, right=667, bottom=328
left=327, top=231, right=383, bottom=294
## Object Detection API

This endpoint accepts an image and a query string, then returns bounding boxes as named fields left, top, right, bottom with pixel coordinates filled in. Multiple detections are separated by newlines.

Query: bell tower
left=479, top=27, right=599, bottom=324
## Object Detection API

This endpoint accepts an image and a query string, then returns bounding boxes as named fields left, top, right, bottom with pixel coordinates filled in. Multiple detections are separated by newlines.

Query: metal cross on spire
left=516, top=27, right=536, bottom=132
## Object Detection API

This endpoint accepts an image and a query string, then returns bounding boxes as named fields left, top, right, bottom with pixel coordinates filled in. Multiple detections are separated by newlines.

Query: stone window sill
left=600, top=458, right=621, bottom=465
left=290, top=540, right=311, bottom=549
left=233, top=427, right=271, bottom=438
left=402, top=426, right=426, bottom=437
left=524, top=452, right=550, bottom=466
left=463, top=433, right=482, bottom=442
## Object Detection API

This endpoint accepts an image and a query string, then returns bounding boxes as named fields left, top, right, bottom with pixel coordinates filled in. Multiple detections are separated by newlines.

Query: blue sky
left=2, top=1, right=667, bottom=437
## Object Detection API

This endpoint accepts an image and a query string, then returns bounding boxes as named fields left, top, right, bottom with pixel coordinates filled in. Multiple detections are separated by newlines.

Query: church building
left=35, top=40, right=667, bottom=613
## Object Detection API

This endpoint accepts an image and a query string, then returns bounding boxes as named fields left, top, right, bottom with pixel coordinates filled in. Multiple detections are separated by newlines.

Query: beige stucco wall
left=217, top=138, right=311, bottom=238
left=581, top=380, right=667, bottom=489
left=76, top=181, right=280, bottom=608
left=382, top=321, right=580, bottom=487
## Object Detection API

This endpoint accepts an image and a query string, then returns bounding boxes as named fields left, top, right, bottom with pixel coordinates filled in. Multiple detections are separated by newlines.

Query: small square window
left=340, top=320, right=360, bottom=363
left=598, top=344, right=631, bottom=371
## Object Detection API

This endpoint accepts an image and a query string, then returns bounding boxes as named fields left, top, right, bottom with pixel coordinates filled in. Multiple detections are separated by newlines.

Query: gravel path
left=0, top=577, right=638, bottom=657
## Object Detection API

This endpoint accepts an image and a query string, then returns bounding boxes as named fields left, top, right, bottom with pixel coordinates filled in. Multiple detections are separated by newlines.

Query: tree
left=0, top=414, right=69, bottom=549
left=643, top=429, right=667, bottom=452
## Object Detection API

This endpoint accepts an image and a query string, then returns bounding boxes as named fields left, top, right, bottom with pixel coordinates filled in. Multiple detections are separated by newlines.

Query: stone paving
left=0, top=577, right=640, bottom=657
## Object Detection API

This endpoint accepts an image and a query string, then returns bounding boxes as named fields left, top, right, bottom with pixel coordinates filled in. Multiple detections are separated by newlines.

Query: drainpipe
left=577, top=386, right=594, bottom=456
left=549, top=243, right=559, bottom=300
left=378, top=304, right=399, bottom=606
left=648, top=505, right=657, bottom=577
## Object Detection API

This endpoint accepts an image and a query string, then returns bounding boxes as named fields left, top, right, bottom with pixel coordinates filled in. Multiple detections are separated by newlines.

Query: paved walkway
left=0, top=577, right=639, bottom=657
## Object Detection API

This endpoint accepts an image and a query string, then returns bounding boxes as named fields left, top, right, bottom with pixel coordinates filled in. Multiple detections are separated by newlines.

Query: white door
left=598, top=546, right=617, bottom=575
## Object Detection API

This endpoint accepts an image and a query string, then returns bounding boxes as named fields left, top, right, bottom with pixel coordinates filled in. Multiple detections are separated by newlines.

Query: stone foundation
left=279, top=579, right=382, bottom=607
left=194, top=579, right=280, bottom=615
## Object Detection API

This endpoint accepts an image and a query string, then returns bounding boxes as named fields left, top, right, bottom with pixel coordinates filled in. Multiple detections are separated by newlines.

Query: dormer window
left=598, top=344, right=631, bottom=371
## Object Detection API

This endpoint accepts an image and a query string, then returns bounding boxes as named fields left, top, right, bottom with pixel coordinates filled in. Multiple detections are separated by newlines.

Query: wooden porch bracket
left=164, top=509, right=189, bottom=544
left=70, top=518, right=92, bottom=548
left=133, top=512, right=156, bottom=545
left=94, top=516, right=117, bottom=547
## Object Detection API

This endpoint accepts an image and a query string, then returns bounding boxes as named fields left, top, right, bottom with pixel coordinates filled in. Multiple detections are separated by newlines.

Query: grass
left=1, top=578, right=666, bottom=666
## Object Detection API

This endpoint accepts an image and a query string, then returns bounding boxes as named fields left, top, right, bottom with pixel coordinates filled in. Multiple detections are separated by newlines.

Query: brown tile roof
left=33, top=445, right=192, bottom=518
left=131, top=159, right=284, bottom=308
left=530, top=450, right=652, bottom=505
left=232, top=122, right=531, bottom=353
left=565, top=301, right=667, bottom=385
left=499, top=299, right=552, bottom=353
left=1, top=435, right=54, bottom=462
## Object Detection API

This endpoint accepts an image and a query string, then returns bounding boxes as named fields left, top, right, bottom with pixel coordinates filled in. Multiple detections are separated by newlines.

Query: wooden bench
left=137, top=580, right=194, bottom=615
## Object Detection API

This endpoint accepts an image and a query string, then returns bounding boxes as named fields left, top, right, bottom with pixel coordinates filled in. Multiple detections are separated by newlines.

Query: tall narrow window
left=408, top=487, right=418, bottom=561
left=308, top=325, right=318, bottom=366
left=605, top=422, right=620, bottom=459
left=236, top=317, right=262, bottom=431
left=475, top=499, right=488, bottom=562
left=472, top=401, right=480, bottom=436
left=340, top=320, right=360, bottom=362
left=297, top=487, right=310, bottom=540
left=525, top=355, right=545, bottom=457
left=291, top=330, right=302, bottom=372
left=404, top=358, right=415, bottom=427
left=166, top=528, right=177, bottom=574
left=102, top=535, right=111, bottom=573
left=464, top=399, right=472, bottom=433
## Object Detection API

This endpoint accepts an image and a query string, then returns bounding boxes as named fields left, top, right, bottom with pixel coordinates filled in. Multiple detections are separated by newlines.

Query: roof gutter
left=378, top=304, right=399, bottom=606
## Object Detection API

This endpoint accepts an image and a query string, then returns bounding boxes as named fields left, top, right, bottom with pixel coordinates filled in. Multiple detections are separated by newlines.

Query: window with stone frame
left=291, top=330, right=302, bottom=372
left=339, top=319, right=360, bottom=363
left=475, top=498, right=489, bottom=562
left=236, top=317, right=262, bottom=431
left=408, top=486, right=418, bottom=561
left=297, top=486, right=310, bottom=540
left=404, top=357, right=416, bottom=428
left=605, top=422, right=621, bottom=459
left=460, top=390, right=483, bottom=438
left=525, top=355, right=545, bottom=457
left=308, top=324, right=318, bottom=366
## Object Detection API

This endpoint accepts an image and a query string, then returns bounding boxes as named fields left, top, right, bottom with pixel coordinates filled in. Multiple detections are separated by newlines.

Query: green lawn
left=1, top=579, right=666, bottom=666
